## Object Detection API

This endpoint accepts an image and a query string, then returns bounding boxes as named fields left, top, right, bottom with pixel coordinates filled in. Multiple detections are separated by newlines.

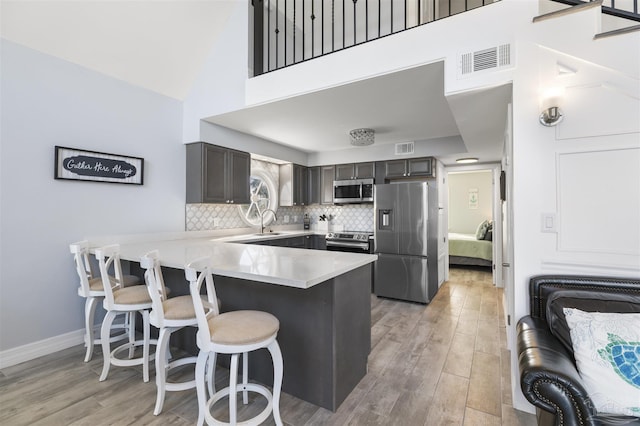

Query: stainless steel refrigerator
left=373, top=182, right=438, bottom=303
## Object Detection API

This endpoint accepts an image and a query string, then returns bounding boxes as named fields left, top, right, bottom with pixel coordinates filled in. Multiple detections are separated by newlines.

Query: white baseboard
left=0, top=329, right=85, bottom=369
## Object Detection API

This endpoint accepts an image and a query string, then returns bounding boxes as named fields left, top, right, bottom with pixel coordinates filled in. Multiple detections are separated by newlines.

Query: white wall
left=182, top=2, right=249, bottom=143
left=506, top=15, right=640, bottom=412
left=0, top=40, right=185, bottom=354
left=448, top=171, right=493, bottom=233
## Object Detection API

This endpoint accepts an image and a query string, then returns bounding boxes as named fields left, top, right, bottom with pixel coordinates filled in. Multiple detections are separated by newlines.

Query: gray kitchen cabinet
left=293, top=164, right=308, bottom=206
left=308, top=167, right=321, bottom=205
left=264, top=236, right=306, bottom=248
left=279, top=163, right=308, bottom=206
left=249, top=235, right=326, bottom=250
left=320, top=166, right=335, bottom=205
left=186, top=142, right=250, bottom=204
left=334, top=162, right=375, bottom=180
left=309, top=234, right=327, bottom=250
left=382, top=157, right=435, bottom=179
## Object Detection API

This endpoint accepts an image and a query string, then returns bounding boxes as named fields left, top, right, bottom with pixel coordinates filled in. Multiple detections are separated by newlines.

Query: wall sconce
left=539, top=87, right=564, bottom=127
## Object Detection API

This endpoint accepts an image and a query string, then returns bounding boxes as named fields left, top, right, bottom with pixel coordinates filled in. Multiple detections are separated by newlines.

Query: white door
left=437, top=161, right=448, bottom=285
left=502, top=103, right=515, bottom=345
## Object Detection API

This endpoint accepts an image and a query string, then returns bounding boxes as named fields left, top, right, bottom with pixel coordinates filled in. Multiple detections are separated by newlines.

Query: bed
left=448, top=231, right=493, bottom=268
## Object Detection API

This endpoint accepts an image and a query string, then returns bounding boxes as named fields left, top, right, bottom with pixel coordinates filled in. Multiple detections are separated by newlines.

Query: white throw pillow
left=563, top=308, right=640, bottom=417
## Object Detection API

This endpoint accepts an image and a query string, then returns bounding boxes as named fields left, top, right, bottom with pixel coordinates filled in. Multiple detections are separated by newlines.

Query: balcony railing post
left=253, top=0, right=264, bottom=76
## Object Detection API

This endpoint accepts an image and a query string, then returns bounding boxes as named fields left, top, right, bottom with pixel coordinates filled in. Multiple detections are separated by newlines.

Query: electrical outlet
left=284, top=215, right=290, bottom=223
left=212, top=218, right=220, bottom=227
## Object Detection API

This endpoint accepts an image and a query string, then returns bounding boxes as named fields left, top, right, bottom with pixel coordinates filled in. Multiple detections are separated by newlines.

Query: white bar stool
left=70, top=240, right=140, bottom=362
left=140, top=250, right=216, bottom=415
left=185, top=258, right=284, bottom=426
left=95, top=244, right=156, bottom=382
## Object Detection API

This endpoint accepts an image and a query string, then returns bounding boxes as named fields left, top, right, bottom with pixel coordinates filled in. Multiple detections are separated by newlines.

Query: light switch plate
left=541, top=213, right=557, bottom=233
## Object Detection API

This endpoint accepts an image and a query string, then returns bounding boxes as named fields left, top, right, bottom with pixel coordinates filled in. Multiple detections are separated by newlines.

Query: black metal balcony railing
left=252, top=0, right=499, bottom=76
left=554, top=0, right=639, bottom=22
left=251, top=0, right=640, bottom=77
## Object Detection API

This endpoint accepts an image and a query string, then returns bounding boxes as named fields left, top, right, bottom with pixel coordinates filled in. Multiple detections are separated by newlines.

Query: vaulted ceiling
left=2, top=0, right=510, bottom=165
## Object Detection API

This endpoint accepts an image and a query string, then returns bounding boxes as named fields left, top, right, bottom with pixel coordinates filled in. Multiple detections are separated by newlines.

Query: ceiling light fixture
left=349, top=128, right=375, bottom=146
left=456, top=158, right=479, bottom=164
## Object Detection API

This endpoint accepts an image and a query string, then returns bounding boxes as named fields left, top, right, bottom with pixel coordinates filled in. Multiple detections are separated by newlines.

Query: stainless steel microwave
left=333, top=178, right=374, bottom=204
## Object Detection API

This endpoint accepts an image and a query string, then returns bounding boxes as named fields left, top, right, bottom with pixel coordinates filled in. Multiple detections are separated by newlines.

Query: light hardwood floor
left=0, top=267, right=536, bottom=425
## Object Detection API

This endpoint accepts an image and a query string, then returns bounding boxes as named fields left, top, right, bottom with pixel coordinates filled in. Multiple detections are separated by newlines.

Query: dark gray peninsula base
left=214, top=264, right=372, bottom=411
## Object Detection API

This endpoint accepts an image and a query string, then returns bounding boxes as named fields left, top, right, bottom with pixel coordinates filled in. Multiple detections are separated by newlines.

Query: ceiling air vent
left=395, top=142, right=414, bottom=155
left=459, top=43, right=512, bottom=77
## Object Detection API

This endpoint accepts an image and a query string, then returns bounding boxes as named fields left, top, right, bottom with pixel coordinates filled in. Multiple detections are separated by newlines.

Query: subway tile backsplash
left=186, top=203, right=374, bottom=232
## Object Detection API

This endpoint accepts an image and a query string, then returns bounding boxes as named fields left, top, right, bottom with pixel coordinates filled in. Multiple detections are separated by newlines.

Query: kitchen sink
left=252, top=232, right=283, bottom=237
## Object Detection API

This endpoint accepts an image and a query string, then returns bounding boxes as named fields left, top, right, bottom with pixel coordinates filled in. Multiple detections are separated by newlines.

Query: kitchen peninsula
left=90, top=231, right=376, bottom=411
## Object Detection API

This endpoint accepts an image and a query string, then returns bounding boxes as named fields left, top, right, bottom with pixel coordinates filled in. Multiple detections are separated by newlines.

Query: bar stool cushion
left=208, top=310, right=279, bottom=345
left=113, top=286, right=152, bottom=305
left=162, top=295, right=198, bottom=320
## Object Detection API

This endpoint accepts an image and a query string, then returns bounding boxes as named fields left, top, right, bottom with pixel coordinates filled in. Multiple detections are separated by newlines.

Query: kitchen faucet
left=260, top=209, right=278, bottom=234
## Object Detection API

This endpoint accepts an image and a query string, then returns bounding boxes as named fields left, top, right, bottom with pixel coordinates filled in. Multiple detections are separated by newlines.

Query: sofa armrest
left=517, top=316, right=597, bottom=426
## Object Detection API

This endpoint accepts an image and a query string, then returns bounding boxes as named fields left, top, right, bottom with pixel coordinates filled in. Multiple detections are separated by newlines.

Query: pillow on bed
left=475, top=220, right=491, bottom=240
left=563, top=308, right=640, bottom=416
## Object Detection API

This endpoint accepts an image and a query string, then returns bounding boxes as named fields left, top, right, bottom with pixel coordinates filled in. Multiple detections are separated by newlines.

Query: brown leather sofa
left=517, top=275, right=640, bottom=426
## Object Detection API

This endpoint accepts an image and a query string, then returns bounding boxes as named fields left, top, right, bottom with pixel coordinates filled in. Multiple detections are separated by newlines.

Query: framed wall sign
left=54, top=146, right=144, bottom=185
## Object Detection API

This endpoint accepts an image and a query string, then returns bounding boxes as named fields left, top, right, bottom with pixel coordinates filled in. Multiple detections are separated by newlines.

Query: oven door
left=326, top=240, right=371, bottom=253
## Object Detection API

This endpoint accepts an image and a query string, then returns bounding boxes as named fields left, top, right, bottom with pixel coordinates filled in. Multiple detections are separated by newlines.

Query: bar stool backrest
left=185, top=257, right=220, bottom=350
left=70, top=240, right=95, bottom=297
left=95, top=244, right=126, bottom=310
left=140, top=250, right=169, bottom=325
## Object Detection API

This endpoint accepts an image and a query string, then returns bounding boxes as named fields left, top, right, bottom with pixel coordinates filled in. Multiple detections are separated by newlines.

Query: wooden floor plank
left=464, top=406, right=502, bottom=426
left=423, top=372, right=470, bottom=425
left=466, top=351, right=502, bottom=417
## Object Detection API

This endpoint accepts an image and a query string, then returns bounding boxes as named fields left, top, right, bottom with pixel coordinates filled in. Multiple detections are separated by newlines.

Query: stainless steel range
left=325, top=231, right=373, bottom=253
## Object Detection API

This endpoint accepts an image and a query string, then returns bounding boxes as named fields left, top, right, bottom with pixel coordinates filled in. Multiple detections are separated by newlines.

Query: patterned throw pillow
left=475, top=220, right=491, bottom=240
left=563, top=308, right=640, bottom=416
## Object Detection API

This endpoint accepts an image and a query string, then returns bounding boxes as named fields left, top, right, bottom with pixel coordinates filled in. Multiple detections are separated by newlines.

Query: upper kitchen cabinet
left=381, top=157, right=435, bottom=180
left=308, top=167, right=320, bottom=205
left=186, top=142, right=250, bottom=204
left=279, top=163, right=308, bottom=206
left=320, top=165, right=335, bottom=205
left=334, top=162, right=375, bottom=180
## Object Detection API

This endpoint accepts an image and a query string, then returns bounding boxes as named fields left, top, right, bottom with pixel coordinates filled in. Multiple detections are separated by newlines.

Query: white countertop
left=94, top=231, right=376, bottom=289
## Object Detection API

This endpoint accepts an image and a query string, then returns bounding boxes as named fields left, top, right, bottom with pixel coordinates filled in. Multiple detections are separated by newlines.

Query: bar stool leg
left=229, top=353, right=240, bottom=425
left=128, top=312, right=137, bottom=359
left=195, top=350, right=209, bottom=426
left=154, top=327, right=170, bottom=415
left=268, top=341, right=284, bottom=426
left=206, top=352, right=217, bottom=398
left=99, top=310, right=117, bottom=381
left=242, top=351, right=249, bottom=405
left=84, top=297, right=99, bottom=362
left=142, top=310, right=150, bottom=383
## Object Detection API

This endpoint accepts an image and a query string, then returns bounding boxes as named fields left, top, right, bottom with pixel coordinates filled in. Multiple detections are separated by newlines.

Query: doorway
left=444, top=164, right=503, bottom=287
